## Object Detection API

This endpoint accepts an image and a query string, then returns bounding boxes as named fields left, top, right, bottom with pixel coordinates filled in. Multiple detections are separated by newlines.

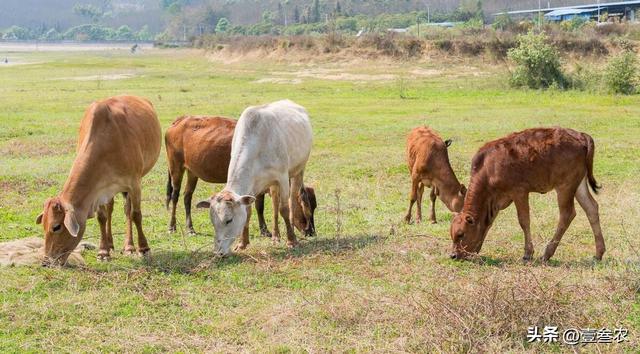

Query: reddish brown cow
left=450, top=127, right=605, bottom=261
left=36, top=95, right=161, bottom=265
left=405, top=126, right=466, bottom=224
left=165, top=115, right=316, bottom=237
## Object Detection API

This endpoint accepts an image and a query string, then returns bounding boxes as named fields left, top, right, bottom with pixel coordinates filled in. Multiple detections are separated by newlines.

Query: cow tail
left=584, top=133, right=601, bottom=194
left=165, top=170, right=173, bottom=210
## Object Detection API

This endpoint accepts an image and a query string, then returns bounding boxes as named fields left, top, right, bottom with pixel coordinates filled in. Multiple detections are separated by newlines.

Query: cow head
left=36, top=197, right=83, bottom=266
left=450, top=184, right=467, bottom=212
left=295, top=186, right=317, bottom=237
left=197, top=191, right=255, bottom=256
left=449, top=212, right=485, bottom=260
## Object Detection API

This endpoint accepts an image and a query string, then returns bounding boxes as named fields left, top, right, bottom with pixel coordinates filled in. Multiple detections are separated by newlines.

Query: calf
left=196, top=100, right=313, bottom=255
left=450, top=127, right=604, bottom=261
left=405, top=126, right=466, bottom=224
left=36, top=95, right=161, bottom=265
left=165, top=115, right=316, bottom=236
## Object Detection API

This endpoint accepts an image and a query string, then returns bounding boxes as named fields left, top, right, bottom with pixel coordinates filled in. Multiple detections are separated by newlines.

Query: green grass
left=0, top=49, right=639, bottom=352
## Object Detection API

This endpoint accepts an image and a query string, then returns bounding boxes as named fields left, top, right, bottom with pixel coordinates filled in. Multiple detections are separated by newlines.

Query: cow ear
left=445, top=139, right=453, bottom=147
left=459, top=184, right=467, bottom=196
left=196, top=200, right=211, bottom=209
left=36, top=213, right=43, bottom=225
left=238, top=195, right=256, bottom=206
left=465, top=215, right=475, bottom=225
left=64, top=211, right=80, bottom=237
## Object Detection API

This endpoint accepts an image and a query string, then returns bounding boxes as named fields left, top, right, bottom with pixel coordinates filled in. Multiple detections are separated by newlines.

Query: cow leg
left=129, top=185, right=150, bottom=256
left=404, top=178, right=419, bottom=224
left=123, top=193, right=136, bottom=255
left=183, top=171, right=198, bottom=235
left=235, top=205, right=251, bottom=251
left=285, top=174, right=301, bottom=248
left=256, top=192, right=272, bottom=238
left=168, top=165, right=185, bottom=233
left=429, top=186, right=437, bottom=224
left=270, top=185, right=281, bottom=244
left=416, top=182, right=425, bottom=224
left=542, top=187, right=577, bottom=262
left=97, top=198, right=114, bottom=261
left=575, top=178, right=606, bottom=261
left=513, top=194, right=534, bottom=261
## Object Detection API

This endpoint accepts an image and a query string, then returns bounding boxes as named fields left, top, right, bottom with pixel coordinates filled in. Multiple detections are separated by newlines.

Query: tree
left=335, top=0, right=342, bottom=15
left=312, top=0, right=320, bottom=22
left=116, top=25, right=134, bottom=40
left=215, top=18, right=230, bottom=33
left=73, top=4, right=103, bottom=23
left=2, top=26, right=33, bottom=40
left=293, top=5, right=300, bottom=23
left=137, top=25, right=153, bottom=41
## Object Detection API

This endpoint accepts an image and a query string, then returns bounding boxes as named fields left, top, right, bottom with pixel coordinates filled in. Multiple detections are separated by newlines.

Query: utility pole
left=597, top=0, right=601, bottom=23
left=538, top=0, right=542, bottom=29
left=427, top=4, right=430, bottom=23
left=417, top=14, right=420, bottom=37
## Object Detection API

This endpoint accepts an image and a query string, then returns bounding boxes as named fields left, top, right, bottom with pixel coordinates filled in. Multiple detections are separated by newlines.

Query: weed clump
left=508, top=31, right=566, bottom=89
left=604, top=50, right=639, bottom=94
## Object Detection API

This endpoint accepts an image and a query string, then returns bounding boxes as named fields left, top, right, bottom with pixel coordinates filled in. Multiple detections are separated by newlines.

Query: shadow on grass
left=144, top=233, right=385, bottom=274
left=464, top=254, right=610, bottom=269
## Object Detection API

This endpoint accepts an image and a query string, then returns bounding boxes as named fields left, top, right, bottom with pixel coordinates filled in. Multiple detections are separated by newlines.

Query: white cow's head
left=197, top=191, right=255, bottom=255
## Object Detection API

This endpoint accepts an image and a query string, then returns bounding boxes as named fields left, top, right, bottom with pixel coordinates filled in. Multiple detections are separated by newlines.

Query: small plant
left=508, top=31, right=566, bottom=89
left=604, top=50, right=638, bottom=94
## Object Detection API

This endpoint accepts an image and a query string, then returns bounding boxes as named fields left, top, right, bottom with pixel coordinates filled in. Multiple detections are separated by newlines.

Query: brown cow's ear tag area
left=36, top=213, right=43, bottom=225
left=64, top=211, right=80, bottom=237
left=445, top=139, right=453, bottom=147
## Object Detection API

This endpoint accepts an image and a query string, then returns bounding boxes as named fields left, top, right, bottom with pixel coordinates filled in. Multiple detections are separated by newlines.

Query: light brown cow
left=36, top=95, right=161, bottom=265
left=405, top=126, right=466, bottom=224
left=450, top=127, right=604, bottom=262
left=165, top=115, right=317, bottom=237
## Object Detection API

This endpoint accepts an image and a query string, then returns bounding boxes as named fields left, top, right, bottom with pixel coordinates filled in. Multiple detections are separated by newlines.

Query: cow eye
left=52, top=224, right=62, bottom=233
left=225, top=219, right=233, bottom=225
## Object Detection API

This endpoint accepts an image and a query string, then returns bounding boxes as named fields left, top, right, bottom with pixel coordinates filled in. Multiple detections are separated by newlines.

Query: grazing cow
left=36, top=95, right=161, bottom=265
left=450, top=127, right=604, bottom=262
left=405, top=126, right=466, bottom=224
left=196, top=100, right=313, bottom=255
left=164, top=115, right=317, bottom=236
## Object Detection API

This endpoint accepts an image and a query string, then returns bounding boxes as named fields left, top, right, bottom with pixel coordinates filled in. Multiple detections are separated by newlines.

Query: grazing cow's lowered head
left=449, top=212, right=485, bottom=260
left=295, top=186, right=317, bottom=237
left=197, top=191, right=255, bottom=256
left=36, top=197, right=84, bottom=266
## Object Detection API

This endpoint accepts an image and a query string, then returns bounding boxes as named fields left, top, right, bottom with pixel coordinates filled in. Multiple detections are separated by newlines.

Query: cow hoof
left=188, top=229, right=197, bottom=236
left=260, top=229, right=273, bottom=238
left=287, top=241, right=299, bottom=249
left=522, top=255, right=533, bottom=262
left=430, top=220, right=437, bottom=225
left=234, top=244, right=249, bottom=251
left=404, top=216, right=412, bottom=224
left=97, top=252, right=111, bottom=262
left=122, top=248, right=136, bottom=256
left=168, top=226, right=176, bottom=233
left=272, top=237, right=281, bottom=245
left=138, top=249, right=151, bottom=259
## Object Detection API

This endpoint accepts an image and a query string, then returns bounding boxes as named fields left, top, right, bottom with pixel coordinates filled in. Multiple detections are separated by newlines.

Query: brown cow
left=450, top=127, right=604, bottom=262
left=36, top=95, right=161, bottom=265
left=405, top=126, right=466, bottom=224
left=165, top=115, right=316, bottom=237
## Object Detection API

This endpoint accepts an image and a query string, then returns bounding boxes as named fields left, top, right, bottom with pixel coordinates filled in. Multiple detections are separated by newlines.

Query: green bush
left=2, top=26, right=33, bottom=40
left=604, top=51, right=638, bottom=94
left=508, top=31, right=566, bottom=89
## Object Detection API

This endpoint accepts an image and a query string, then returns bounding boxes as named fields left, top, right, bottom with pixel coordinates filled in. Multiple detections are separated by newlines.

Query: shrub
left=604, top=51, right=638, bottom=94
left=508, top=31, right=566, bottom=89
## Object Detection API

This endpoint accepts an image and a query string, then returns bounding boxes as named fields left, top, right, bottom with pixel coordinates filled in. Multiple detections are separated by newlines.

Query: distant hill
left=0, top=0, right=165, bottom=32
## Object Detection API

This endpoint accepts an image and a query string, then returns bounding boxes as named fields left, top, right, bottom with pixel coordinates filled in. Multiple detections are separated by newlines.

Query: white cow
left=197, top=100, right=313, bottom=255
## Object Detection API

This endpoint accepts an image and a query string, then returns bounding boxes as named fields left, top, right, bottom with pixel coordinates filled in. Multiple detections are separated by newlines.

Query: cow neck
left=226, top=165, right=258, bottom=197
left=60, top=152, right=105, bottom=218
left=433, top=170, right=461, bottom=211
left=463, top=174, right=496, bottom=227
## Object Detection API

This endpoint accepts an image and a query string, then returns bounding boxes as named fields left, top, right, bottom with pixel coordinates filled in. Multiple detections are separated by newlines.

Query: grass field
left=0, top=48, right=639, bottom=352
